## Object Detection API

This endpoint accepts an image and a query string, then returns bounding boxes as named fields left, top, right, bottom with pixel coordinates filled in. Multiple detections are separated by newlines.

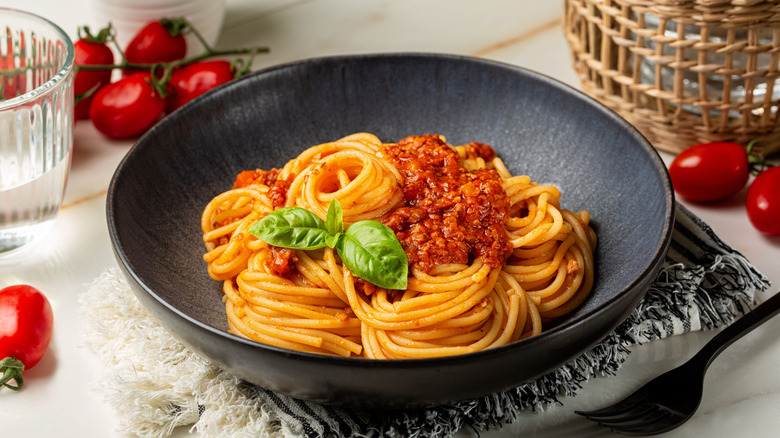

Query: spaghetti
left=201, top=133, right=597, bottom=359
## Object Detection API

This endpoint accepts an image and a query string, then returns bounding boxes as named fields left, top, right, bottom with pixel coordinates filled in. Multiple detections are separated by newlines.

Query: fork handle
left=691, top=291, right=780, bottom=371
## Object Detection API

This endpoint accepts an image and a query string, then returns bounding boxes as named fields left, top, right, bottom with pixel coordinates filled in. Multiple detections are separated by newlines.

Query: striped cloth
left=80, top=204, right=770, bottom=438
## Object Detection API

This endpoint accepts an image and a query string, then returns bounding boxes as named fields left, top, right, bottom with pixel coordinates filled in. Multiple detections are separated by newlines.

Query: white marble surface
left=1, top=1, right=779, bottom=437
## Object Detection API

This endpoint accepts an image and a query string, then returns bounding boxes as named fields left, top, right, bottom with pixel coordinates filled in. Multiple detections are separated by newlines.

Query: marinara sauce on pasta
left=382, top=135, right=513, bottom=273
left=201, top=133, right=597, bottom=359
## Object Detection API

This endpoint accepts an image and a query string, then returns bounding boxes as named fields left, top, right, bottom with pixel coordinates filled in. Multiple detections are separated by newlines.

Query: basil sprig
left=248, top=200, right=408, bottom=290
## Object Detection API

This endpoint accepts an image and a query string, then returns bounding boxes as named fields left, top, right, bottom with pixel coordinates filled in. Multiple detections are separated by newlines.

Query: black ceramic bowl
left=107, top=53, right=674, bottom=408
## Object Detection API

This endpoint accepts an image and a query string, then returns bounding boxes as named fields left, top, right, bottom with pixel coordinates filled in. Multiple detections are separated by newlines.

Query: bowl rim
left=108, top=52, right=676, bottom=370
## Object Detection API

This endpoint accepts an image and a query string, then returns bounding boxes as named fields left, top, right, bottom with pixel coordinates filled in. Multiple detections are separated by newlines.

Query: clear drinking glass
left=0, top=8, right=74, bottom=257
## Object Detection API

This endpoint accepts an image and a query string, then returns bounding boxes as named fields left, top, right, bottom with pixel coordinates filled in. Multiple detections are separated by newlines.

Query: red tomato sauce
left=382, top=135, right=512, bottom=273
left=233, top=168, right=290, bottom=209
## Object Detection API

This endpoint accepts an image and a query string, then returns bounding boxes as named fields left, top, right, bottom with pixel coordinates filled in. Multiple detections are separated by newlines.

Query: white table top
left=2, top=1, right=779, bottom=437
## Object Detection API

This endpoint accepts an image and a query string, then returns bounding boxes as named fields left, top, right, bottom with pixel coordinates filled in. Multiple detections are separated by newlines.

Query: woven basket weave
left=563, top=0, right=780, bottom=156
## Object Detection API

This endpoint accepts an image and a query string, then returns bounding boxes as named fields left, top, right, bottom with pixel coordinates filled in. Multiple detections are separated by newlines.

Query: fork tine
left=584, top=404, right=659, bottom=425
left=607, top=409, right=677, bottom=436
left=575, top=390, right=648, bottom=419
left=606, top=406, right=670, bottom=429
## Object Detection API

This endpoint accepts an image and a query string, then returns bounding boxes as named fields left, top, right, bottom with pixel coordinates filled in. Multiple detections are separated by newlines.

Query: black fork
left=576, top=291, right=780, bottom=435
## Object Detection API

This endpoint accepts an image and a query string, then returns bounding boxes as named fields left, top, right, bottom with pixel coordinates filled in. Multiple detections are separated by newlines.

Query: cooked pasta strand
left=201, top=133, right=596, bottom=358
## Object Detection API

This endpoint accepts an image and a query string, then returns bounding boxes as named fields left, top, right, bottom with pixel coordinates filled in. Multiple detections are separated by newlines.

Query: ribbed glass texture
left=0, top=8, right=74, bottom=255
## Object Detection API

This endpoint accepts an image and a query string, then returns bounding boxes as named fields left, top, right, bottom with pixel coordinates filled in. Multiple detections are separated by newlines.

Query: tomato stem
left=160, top=17, right=188, bottom=38
left=0, top=357, right=25, bottom=391
left=77, top=25, right=112, bottom=44
left=181, top=18, right=213, bottom=52
left=74, top=82, right=101, bottom=105
left=745, top=139, right=775, bottom=176
left=75, top=47, right=270, bottom=72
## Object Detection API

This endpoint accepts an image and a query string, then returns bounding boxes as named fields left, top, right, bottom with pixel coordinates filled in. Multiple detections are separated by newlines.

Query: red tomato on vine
left=69, top=17, right=267, bottom=139
left=89, top=73, right=166, bottom=139
left=124, top=19, right=187, bottom=66
left=73, top=27, right=115, bottom=120
left=167, top=60, right=235, bottom=111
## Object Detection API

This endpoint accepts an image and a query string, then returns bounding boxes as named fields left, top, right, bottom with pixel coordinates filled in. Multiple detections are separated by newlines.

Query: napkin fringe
left=621, top=254, right=760, bottom=346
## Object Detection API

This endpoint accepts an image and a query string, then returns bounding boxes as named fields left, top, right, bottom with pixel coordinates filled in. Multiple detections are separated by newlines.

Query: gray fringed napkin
left=79, top=204, right=771, bottom=438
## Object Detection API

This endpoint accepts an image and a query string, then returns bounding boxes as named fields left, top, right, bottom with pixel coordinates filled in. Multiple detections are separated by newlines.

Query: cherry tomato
left=90, top=73, right=166, bottom=139
left=73, top=37, right=115, bottom=119
left=746, top=166, right=780, bottom=235
left=0, top=285, right=54, bottom=391
left=167, top=60, right=234, bottom=112
left=669, top=142, right=750, bottom=202
left=124, top=20, right=187, bottom=66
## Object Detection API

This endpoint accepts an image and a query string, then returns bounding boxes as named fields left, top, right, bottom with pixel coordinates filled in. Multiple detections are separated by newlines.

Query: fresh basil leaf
left=325, top=199, right=343, bottom=237
left=249, top=203, right=409, bottom=289
left=248, top=207, right=330, bottom=250
left=325, top=233, right=342, bottom=249
left=337, top=220, right=408, bottom=290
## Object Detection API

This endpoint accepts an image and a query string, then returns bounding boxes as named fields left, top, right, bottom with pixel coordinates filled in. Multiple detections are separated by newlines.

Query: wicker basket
left=563, top=0, right=780, bottom=156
